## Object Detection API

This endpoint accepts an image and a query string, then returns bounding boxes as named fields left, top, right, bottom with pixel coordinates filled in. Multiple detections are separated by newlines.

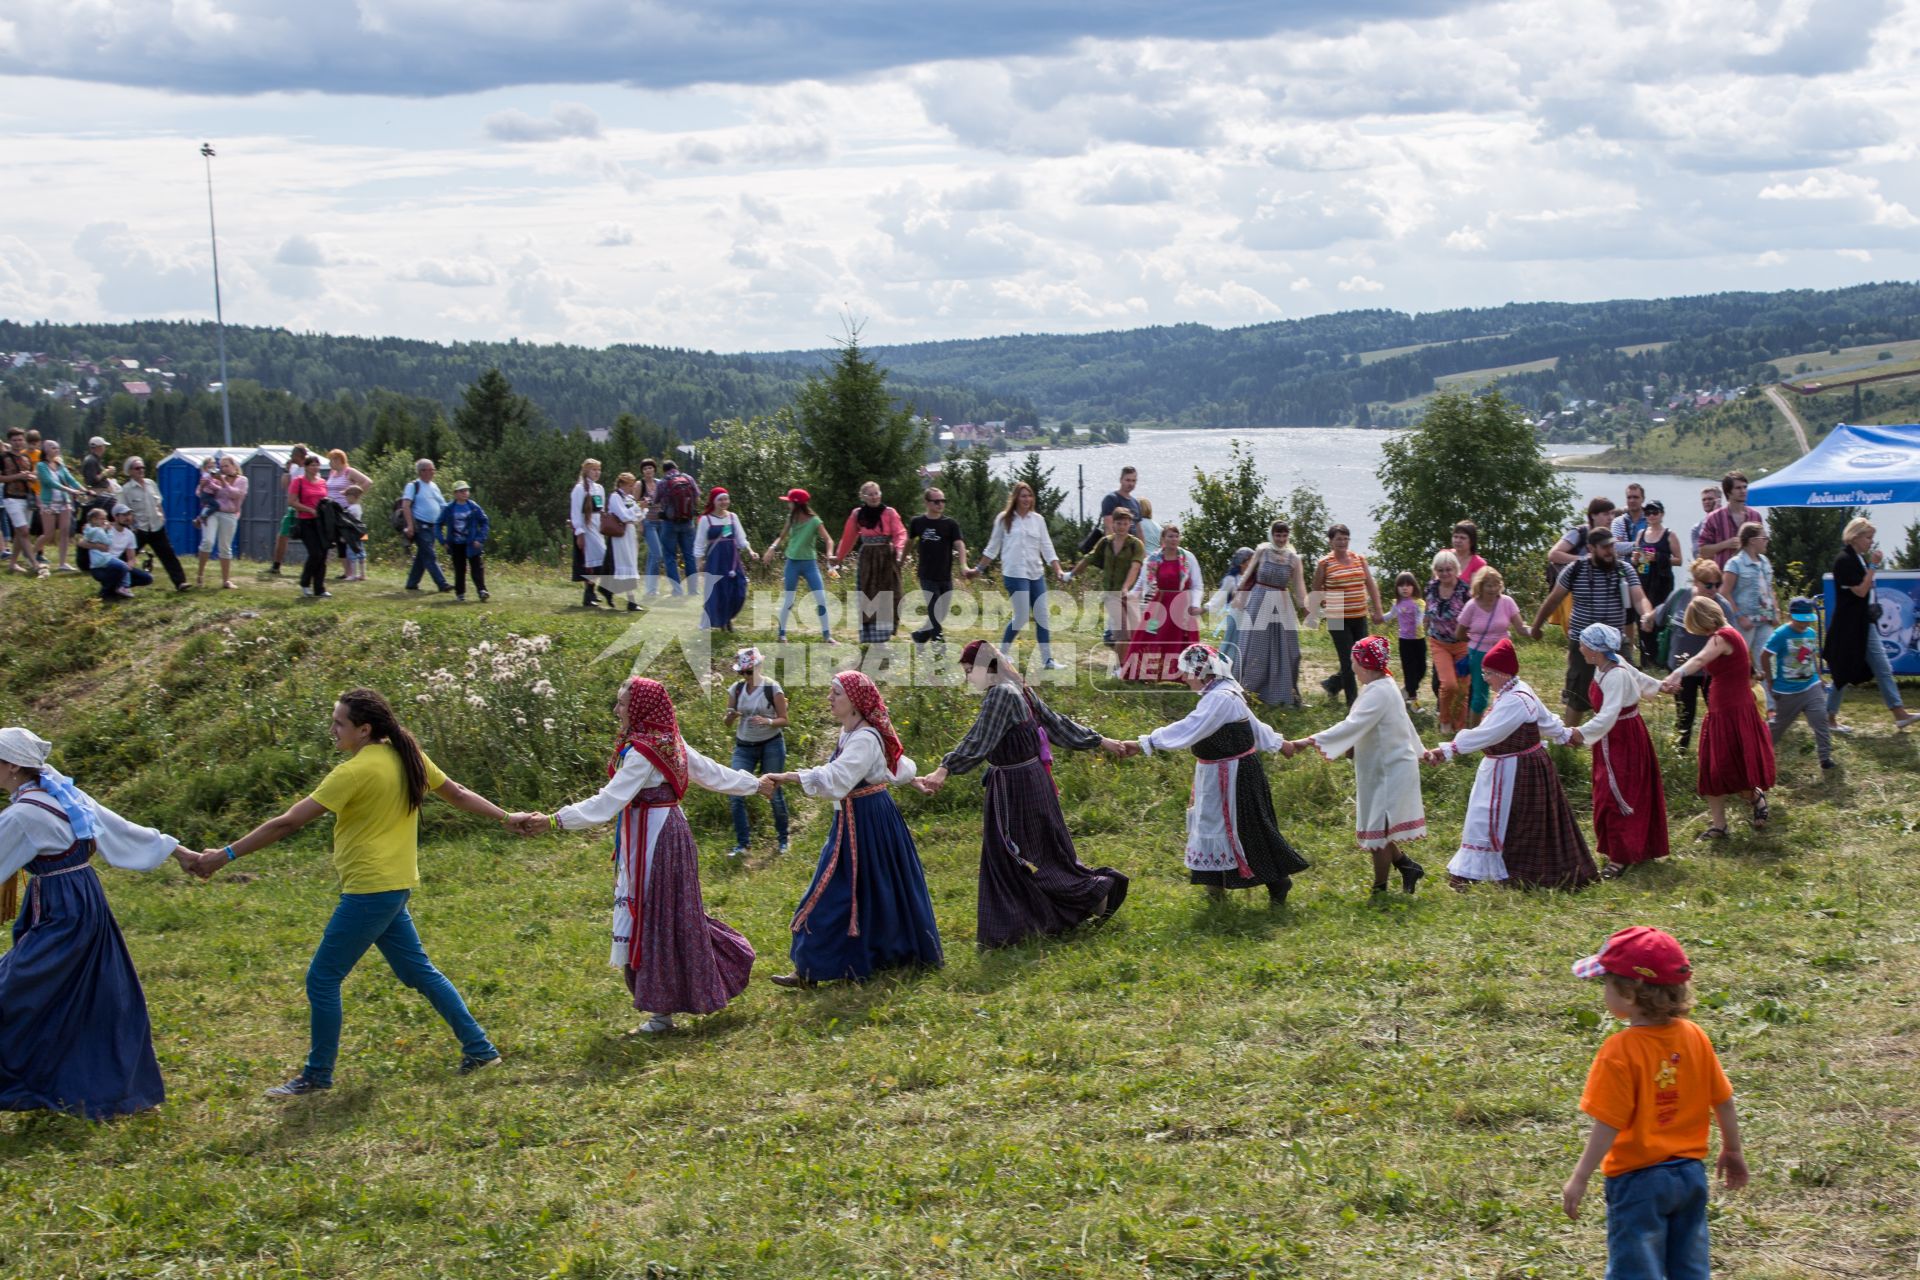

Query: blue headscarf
left=1579, top=622, right=1626, bottom=665
left=1, top=727, right=97, bottom=840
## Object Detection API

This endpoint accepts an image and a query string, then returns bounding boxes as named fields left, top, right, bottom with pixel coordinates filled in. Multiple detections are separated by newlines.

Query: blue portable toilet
left=156, top=446, right=234, bottom=558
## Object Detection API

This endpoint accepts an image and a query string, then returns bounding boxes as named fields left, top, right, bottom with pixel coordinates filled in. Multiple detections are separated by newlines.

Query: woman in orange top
left=1310, top=524, right=1385, bottom=707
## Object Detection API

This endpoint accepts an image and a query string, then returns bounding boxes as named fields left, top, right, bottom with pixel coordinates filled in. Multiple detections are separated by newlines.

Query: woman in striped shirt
left=1311, top=524, right=1385, bottom=707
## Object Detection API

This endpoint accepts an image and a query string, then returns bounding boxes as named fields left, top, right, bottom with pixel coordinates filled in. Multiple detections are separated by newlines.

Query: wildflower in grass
left=401, top=620, right=421, bottom=642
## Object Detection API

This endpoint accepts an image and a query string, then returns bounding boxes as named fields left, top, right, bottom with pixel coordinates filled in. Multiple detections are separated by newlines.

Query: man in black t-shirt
left=908, top=486, right=968, bottom=644
left=1081, top=464, right=1143, bottom=554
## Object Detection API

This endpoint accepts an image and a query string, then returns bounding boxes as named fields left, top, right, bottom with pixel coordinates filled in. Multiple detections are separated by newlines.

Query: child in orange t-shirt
left=1563, top=926, right=1749, bottom=1279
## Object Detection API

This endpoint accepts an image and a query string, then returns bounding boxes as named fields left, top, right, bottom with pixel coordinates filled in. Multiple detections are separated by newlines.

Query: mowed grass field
left=1, top=560, right=1916, bottom=1279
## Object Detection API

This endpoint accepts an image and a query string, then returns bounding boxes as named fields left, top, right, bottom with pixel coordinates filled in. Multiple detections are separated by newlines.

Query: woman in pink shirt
left=195, top=455, right=250, bottom=589
left=835, top=481, right=908, bottom=645
left=1458, top=565, right=1520, bottom=725
left=288, top=454, right=333, bottom=598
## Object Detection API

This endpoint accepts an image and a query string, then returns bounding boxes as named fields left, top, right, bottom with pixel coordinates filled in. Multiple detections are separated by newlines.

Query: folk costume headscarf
left=1351, top=634, right=1391, bottom=673
left=1177, top=643, right=1234, bottom=683
left=1482, top=637, right=1520, bottom=678
left=1580, top=623, right=1626, bottom=665
left=833, top=671, right=903, bottom=775
left=0, top=726, right=95, bottom=839
left=612, top=678, right=689, bottom=800
left=702, top=487, right=729, bottom=517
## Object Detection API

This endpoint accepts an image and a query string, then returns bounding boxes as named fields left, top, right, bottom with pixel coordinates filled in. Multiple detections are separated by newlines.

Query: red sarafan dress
left=1697, top=626, right=1777, bottom=797
left=1121, top=555, right=1199, bottom=682
left=1587, top=674, right=1669, bottom=865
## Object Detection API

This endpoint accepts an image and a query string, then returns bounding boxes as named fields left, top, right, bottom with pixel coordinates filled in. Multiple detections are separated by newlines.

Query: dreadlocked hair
left=338, top=688, right=429, bottom=811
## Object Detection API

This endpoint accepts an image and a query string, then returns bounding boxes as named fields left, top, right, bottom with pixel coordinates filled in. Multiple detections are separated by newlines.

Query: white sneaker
left=301, top=586, right=314, bottom=596
left=1041, top=658, right=1065, bottom=670
left=1897, top=713, right=1920, bottom=731
left=636, top=1015, right=675, bottom=1034
left=728, top=846, right=748, bottom=859
left=1830, top=722, right=1854, bottom=736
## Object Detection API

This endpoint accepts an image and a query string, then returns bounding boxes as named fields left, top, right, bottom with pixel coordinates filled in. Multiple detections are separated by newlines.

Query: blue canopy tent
left=1747, top=422, right=1920, bottom=507
left=1749, top=422, right=1920, bottom=677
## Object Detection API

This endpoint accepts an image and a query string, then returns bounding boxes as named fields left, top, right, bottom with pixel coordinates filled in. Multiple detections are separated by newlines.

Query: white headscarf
left=0, top=727, right=52, bottom=771
left=0, top=727, right=97, bottom=839
left=1579, top=623, right=1626, bottom=665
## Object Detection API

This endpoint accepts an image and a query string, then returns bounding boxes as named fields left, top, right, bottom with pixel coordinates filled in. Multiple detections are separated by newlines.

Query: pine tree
left=1896, top=520, right=1920, bottom=571
left=791, top=325, right=928, bottom=519
left=941, top=446, right=1009, bottom=548
left=452, top=367, right=539, bottom=456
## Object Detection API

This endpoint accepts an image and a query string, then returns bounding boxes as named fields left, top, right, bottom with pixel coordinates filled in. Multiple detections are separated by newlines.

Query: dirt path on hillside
left=1764, top=384, right=1812, bottom=455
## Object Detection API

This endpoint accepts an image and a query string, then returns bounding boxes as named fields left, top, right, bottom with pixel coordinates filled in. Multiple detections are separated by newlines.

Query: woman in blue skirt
left=0, top=726, right=193, bottom=1119
left=693, top=488, right=753, bottom=632
left=762, top=671, right=943, bottom=986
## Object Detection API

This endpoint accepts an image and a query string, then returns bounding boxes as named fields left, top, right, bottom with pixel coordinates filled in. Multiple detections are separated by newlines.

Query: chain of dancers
left=2, top=600, right=1786, bottom=1114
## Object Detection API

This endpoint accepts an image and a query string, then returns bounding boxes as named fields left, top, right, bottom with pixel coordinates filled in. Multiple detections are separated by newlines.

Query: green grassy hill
left=1, top=564, right=1915, bottom=1278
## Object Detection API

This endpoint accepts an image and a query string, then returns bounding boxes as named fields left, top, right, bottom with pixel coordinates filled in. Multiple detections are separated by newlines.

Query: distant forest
left=792, top=282, right=1920, bottom=427
left=5, top=282, right=1919, bottom=444
left=0, top=319, right=1037, bottom=439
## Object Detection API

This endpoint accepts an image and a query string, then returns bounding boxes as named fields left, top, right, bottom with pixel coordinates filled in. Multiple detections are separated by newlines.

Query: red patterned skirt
left=1588, top=704, right=1669, bottom=865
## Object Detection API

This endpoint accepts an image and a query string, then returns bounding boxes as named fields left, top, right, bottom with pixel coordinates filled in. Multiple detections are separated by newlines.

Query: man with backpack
left=646, top=459, right=701, bottom=598
left=398, top=457, right=453, bottom=593
left=1528, top=529, right=1657, bottom=724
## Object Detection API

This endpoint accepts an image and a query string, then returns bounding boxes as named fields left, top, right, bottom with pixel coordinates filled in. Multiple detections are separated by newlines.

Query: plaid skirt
left=1499, top=750, right=1598, bottom=889
left=856, top=540, right=900, bottom=644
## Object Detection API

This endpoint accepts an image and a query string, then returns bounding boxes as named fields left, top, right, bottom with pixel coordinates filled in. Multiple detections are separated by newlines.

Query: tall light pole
left=200, top=142, right=233, bottom=448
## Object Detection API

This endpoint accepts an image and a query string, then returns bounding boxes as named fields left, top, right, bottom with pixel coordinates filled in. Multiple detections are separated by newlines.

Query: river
left=989, top=428, right=1919, bottom=559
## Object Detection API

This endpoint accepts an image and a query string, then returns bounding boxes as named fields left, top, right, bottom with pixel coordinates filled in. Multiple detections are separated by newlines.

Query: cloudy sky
left=2, top=1, right=1916, bottom=353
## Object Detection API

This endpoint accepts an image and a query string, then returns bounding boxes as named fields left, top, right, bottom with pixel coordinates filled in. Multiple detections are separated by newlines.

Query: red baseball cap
left=779, top=487, right=810, bottom=503
left=1573, top=926, right=1692, bottom=985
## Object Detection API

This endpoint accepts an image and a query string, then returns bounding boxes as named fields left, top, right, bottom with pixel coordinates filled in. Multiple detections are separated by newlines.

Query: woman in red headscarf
left=759, top=671, right=943, bottom=985
left=1422, top=638, right=1598, bottom=890
left=1281, top=635, right=1428, bottom=898
left=534, top=678, right=763, bottom=1033
left=694, top=487, right=754, bottom=632
left=913, top=640, right=1128, bottom=947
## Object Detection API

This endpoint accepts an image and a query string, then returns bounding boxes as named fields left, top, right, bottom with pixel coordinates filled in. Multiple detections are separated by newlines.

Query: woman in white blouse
left=524, top=679, right=761, bottom=1034
left=0, top=727, right=193, bottom=1118
left=606, top=472, right=644, bottom=612
left=570, top=458, right=614, bottom=608
left=968, top=482, right=1065, bottom=670
left=759, top=671, right=943, bottom=985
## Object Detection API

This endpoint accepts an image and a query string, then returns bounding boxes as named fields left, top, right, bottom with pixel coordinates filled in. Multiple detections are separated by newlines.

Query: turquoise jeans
left=303, top=889, right=493, bottom=1085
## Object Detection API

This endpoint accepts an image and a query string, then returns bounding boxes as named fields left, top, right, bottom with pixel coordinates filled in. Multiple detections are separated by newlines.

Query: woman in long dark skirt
left=762, top=671, right=943, bottom=987
left=0, top=727, right=194, bottom=1119
left=913, top=641, right=1128, bottom=947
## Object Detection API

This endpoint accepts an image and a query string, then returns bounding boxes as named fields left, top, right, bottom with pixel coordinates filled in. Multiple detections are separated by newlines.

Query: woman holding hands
left=914, top=640, right=1127, bottom=947
left=0, top=727, right=198, bottom=1118
left=515, top=677, right=761, bottom=1034
left=970, top=482, right=1065, bottom=670
left=759, top=671, right=943, bottom=986
left=186, top=689, right=510, bottom=1095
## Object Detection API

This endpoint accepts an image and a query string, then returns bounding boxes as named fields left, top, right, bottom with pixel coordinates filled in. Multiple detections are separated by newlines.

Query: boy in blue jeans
left=1563, top=927, right=1749, bottom=1278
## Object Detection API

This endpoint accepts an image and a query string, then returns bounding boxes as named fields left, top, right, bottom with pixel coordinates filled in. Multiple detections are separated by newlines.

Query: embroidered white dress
left=1137, top=680, right=1286, bottom=873
left=1436, top=678, right=1572, bottom=881
left=606, top=489, right=643, bottom=584
left=1303, top=676, right=1428, bottom=849
left=555, top=746, right=759, bottom=968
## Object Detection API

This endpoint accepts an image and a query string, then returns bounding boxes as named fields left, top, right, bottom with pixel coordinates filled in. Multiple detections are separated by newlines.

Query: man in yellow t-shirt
left=191, top=690, right=538, bottom=1096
